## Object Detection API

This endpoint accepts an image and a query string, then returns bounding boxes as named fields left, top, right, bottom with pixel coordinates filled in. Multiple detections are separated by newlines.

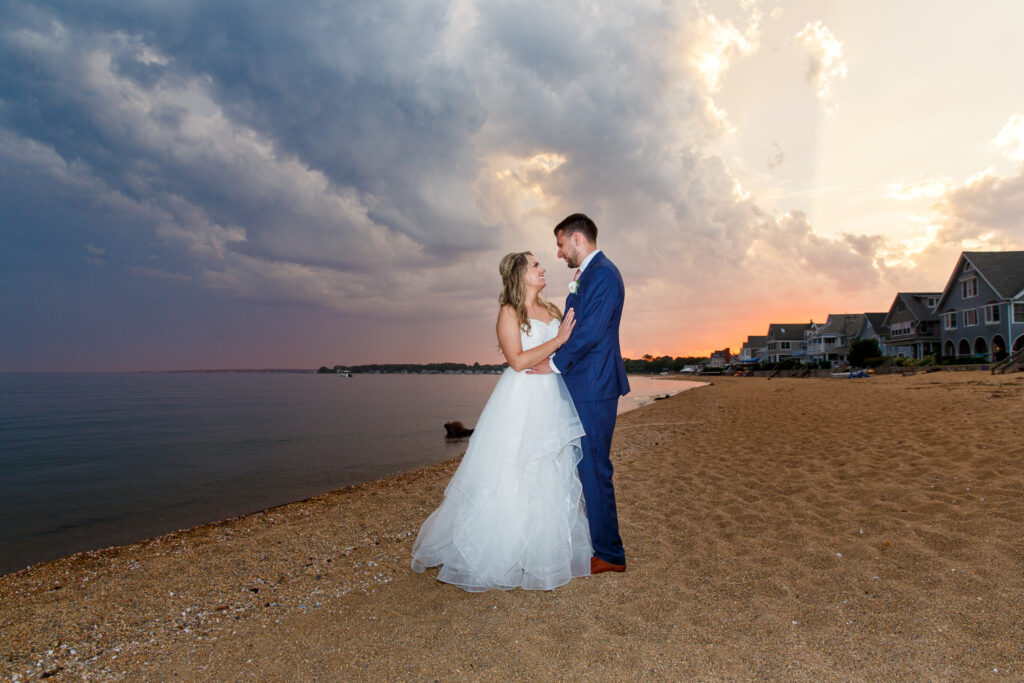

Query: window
left=1015, top=302, right=1024, bottom=323
left=985, top=304, right=1001, bottom=324
left=964, top=262, right=975, bottom=272
left=927, top=297, right=938, bottom=308
left=891, top=321, right=913, bottom=336
left=780, top=341, right=791, bottom=350
left=961, top=278, right=978, bottom=298
left=943, top=312, right=957, bottom=330
left=897, top=299, right=906, bottom=312
left=963, top=309, right=978, bottom=326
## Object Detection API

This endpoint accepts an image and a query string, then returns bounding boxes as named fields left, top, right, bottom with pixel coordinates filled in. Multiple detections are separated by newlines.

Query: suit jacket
left=554, top=251, right=630, bottom=402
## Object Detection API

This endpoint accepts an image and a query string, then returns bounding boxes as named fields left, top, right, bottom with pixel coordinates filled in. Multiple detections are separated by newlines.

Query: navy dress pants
left=575, top=397, right=624, bottom=565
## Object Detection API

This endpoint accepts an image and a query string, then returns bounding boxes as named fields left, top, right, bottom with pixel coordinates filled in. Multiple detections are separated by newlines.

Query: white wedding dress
left=411, top=318, right=592, bottom=591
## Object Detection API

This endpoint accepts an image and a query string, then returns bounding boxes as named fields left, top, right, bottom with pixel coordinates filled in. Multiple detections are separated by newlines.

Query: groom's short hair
left=554, top=213, right=597, bottom=243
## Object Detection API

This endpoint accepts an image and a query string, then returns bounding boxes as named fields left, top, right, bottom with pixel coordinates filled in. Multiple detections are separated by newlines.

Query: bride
left=411, top=251, right=592, bottom=591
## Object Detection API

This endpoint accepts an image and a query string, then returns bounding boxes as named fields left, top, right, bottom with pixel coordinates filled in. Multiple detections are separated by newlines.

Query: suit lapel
left=577, top=251, right=604, bottom=294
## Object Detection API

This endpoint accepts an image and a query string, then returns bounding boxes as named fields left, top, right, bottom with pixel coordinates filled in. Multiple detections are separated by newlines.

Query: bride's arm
left=496, top=305, right=575, bottom=372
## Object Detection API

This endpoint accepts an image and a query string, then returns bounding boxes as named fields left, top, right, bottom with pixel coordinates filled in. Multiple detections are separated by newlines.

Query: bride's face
left=524, top=254, right=547, bottom=291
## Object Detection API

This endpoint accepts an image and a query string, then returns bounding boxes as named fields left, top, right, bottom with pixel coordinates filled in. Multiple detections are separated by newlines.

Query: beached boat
left=831, top=370, right=871, bottom=379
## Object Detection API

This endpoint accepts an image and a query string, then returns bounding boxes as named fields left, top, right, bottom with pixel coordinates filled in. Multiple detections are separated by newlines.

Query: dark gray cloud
left=2, top=0, right=488, bottom=262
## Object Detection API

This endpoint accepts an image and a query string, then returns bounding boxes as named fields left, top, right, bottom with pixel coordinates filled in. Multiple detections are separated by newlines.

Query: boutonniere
left=568, top=280, right=579, bottom=294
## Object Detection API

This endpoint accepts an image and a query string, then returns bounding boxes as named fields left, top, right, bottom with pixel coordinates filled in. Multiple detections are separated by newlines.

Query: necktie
left=574, top=268, right=581, bottom=281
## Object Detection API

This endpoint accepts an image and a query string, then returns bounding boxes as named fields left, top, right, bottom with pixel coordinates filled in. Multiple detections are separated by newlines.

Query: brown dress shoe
left=591, top=556, right=626, bottom=574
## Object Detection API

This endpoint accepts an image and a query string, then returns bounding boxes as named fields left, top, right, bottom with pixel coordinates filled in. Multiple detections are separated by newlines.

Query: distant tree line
left=317, top=362, right=506, bottom=374
left=318, top=356, right=712, bottom=375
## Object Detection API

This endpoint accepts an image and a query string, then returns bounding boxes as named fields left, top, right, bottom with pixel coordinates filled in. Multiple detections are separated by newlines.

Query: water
left=0, top=372, right=698, bottom=575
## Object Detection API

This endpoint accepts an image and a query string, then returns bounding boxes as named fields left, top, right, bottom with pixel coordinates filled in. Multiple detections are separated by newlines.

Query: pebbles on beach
left=2, top=373, right=1023, bottom=680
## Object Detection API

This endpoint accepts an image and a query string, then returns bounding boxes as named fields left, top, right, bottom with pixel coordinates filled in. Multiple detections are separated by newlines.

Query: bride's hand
left=556, top=308, right=576, bottom=346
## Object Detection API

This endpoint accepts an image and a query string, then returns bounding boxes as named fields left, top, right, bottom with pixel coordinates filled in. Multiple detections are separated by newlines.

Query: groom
left=529, top=213, right=630, bottom=574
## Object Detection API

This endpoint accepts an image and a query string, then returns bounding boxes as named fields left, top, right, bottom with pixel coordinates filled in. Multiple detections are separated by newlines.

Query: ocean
left=0, top=372, right=699, bottom=575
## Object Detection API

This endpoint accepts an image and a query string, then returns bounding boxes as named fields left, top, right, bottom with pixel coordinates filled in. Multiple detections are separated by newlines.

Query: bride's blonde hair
left=498, top=252, right=562, bottom=332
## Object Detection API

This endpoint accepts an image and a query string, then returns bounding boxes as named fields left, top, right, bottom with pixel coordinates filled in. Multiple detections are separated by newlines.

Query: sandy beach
left=2, top=372, right=1023, bottom=680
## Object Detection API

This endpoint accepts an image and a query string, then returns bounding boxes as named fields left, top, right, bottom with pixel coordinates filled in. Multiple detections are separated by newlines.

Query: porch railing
left=991, top=346, right=1024, bottom=374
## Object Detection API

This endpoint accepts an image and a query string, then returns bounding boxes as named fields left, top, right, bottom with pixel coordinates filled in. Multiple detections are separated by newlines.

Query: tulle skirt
left=411, top=368, right=592, bottom=591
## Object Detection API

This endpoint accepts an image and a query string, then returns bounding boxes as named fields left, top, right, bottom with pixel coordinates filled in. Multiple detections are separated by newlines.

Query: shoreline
left=3, top=373, right=1022, bottom=680
left=0, top=376, right=705, bottom=579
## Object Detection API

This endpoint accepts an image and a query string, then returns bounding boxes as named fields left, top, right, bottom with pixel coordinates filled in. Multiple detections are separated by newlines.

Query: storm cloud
left=0, top=0, right=919, bottom=369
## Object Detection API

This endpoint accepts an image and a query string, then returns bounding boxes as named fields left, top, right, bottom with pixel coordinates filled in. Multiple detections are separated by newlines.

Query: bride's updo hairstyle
left=498, top=251, right=562, bottom=332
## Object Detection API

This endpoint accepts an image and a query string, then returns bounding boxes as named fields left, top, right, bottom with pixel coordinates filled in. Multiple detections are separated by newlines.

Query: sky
left=2, top=0, right=1023, bottom=371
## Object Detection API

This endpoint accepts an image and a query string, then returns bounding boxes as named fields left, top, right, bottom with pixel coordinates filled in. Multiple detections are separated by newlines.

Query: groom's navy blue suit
left=553, top=251, right=630, bottom=566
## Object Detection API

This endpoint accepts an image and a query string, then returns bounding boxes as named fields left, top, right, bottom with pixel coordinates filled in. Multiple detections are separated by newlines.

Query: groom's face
left=555, top=230, right=582, bottom=268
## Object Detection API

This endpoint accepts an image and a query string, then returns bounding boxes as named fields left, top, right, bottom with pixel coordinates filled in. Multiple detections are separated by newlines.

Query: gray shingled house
left=806, top=314, right=866, bottom=365
left=882, top=292, right=941, bottom=359
left=934, top=251, right=1024, bottom=361
left=764, top=323, right=813, bottom=363
left=739, top=335, right=768, bottom=363
left=862, top=312, right=890, bottom=356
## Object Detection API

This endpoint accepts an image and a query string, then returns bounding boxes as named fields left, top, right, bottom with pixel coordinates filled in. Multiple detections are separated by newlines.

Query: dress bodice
left=522, top=318, right=559, bottom=352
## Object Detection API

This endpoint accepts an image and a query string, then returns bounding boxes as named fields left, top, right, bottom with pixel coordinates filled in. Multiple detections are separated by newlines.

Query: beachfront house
left=709, top=348, right=732, bottom=367
left=738, top=335, right=767, bottom=363
left=805, top=314, right=868, bottom=366
left=882, top=292, right=941, bottom=359
left=764, top=323, right=813, bottom=363
left=801, top=322, right=821, bottom=362
left=862, top=312, right=891, bottom=356
left=933, top=251, right=1024, bottom=361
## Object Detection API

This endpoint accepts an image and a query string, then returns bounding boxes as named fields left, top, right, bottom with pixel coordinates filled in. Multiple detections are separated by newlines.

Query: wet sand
left=2, top=372, right=1023, bottom=680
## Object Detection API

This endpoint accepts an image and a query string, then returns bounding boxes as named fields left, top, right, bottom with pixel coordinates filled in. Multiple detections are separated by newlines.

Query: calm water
left=0, top=372, right=698, bottom=575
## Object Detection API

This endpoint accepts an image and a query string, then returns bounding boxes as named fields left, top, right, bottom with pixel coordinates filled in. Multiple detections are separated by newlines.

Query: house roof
left=743, top=335, right=768, bottom=348
left=882, top=292, right=940, bottom=327
left=766, top=323, right=812, bottom=341
left=816, top=313, right=866, bottom=337
left=935, top=251, right=1024, bottom=308
left=863, top=312, right=889, bottom=335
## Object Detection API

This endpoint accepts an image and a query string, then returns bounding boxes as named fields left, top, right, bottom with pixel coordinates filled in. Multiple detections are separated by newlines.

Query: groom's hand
left=525, top=360, right=553, bottom=375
